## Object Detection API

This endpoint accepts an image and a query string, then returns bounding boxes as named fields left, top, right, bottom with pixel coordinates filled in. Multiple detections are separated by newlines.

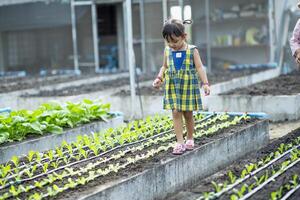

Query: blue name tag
left=172, top=51, right=186, bottom=71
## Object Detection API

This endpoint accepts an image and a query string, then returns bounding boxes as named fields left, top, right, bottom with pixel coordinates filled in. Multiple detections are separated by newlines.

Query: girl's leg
left=172, top=110, right=184, bottom=144
left=183, top=111, right=194, bottom=140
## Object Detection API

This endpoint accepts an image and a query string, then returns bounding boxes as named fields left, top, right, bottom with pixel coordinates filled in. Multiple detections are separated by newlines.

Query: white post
left=124, top=0, right=137, bottom=118
left=91, top=1, right=100, bottom=72
left=71, top=0, right=80, bottom=74
left=268, top=0, right=275, bottom=63
left=139, top=0, right=147, bottom=72
left=179, top=0, right=184, bottom=20
left=162, top=0, right=167, bottom=22
left=205, top=0, right=211, bottom=73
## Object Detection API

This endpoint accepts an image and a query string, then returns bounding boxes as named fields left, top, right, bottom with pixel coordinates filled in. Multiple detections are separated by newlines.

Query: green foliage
left=0, top=99, right=111, bottom=144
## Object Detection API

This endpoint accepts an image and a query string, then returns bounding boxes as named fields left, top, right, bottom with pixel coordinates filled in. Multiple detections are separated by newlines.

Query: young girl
left=152, top=18, right=210, bottom=155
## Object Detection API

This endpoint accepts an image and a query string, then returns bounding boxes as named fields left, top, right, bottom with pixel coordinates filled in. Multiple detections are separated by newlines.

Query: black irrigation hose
left=0, top=114, right=216, bottom=189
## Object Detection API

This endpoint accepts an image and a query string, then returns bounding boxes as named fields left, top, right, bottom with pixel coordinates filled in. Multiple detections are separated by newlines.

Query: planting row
left=0, top=113, right=205, bottom=182
left=0, top=99, right=112, bottom=145
left=0, top=113, right=249, bottom=200
left=190, top=134, right=300, bottom=200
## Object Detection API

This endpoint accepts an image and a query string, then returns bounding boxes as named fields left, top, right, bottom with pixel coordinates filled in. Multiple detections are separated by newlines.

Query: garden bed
left=223, top=70, right=300, bottom=96
left=22, top=73, right=156, bottom=97
left=0, top=75, right=85, bottom=94
left=0, top=114, right=124, bottom=164
left=168, top=123, right=300, bottom=200
left=207, top=71, right=300, bottom=122
left=114, top=68, right=268, bottom=96
left=0, top=113, right=268, bottom=200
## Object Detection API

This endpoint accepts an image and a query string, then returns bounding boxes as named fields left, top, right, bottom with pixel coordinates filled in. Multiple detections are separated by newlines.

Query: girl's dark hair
left=162, top=18, right=193, bottom=42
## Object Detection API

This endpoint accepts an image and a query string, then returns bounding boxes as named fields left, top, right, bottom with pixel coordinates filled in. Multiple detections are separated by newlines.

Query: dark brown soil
left=114, top=69, right=266, bottom=96
left=22, top=73, right=156, bottom=97
left=167, top=124, right=300, bottom=200
left=223, top=70, right=300, bottom=96
left=50, top=118, right=259, bottom=200
left=0, top=75, right=88, bottom=94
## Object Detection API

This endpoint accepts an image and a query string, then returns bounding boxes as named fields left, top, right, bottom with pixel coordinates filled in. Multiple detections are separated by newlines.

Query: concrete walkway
left=269, top=119, right=300, bottom=139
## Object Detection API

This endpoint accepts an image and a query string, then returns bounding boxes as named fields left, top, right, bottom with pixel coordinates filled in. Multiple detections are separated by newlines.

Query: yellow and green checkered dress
left=163, top=45, right=202, bottom=111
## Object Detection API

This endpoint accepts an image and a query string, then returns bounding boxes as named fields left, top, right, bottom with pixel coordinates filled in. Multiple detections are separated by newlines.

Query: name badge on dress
left=176, top=52, right=182, bottom=58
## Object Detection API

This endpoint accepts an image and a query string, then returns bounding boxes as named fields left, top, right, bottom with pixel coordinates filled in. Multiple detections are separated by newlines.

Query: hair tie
left=183, top=19, right=193, bottom=25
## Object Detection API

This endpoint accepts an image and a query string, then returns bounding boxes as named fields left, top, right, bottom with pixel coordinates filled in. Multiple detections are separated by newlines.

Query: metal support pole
left=124, top=0, right=137, bottom=118
left=268, top=0, right=275, bottom=63
left=91, top=0, right=100, bottom=72
left=179, top=0, right=184, bottom=20
left=162, top=0, right=167, bottom=22
left=71, top=0, right=80, bottom=74
left=139, top=0, right=147, bottom=72
left=205, top=0, right=211, bottom=73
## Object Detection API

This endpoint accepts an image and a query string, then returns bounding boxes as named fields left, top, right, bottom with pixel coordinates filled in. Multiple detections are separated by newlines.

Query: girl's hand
left=152, top=77, right=163, bottom=89
left=203, top=84, right=210, bottom=96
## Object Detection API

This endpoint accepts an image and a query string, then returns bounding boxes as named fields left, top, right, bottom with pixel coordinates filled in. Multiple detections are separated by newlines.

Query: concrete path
left=269, top=119, right=300, bottom=139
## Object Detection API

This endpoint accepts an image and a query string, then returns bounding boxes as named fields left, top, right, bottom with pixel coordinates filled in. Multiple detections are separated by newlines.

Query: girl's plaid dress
left=163, top=44, right=202, bottom=111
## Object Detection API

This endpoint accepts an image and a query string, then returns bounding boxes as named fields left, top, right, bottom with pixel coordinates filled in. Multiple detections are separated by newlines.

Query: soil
left=0, top=74, right=91, bottom=94
left=14, top=68, right=265, bottom=97
left=22, top=73, right=156, bottom=97
left=114, top=68, right=266, bottom=96
left=223, top=70, right=300, bottom=96
left=44, top=118, right=259, bottom=200
left=167, top=124, right=300, bottom=200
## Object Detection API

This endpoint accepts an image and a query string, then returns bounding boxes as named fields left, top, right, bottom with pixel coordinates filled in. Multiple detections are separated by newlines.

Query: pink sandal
left=172, top=143, right=186, bottom=155
left=185, top=139, right=194, bottom=151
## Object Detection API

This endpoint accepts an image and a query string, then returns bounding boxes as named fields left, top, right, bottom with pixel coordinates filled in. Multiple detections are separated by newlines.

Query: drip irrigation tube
left=280, top=184, right=300, bottom=200
left=5, top=113, right=213, bottom=174
left=240, top=158, right=300, bottom=200
left=197, top=144, right=300, bottom=200
left=0, top=114, right=216, bottom=189
left=5, top=116, right=175, bottom=172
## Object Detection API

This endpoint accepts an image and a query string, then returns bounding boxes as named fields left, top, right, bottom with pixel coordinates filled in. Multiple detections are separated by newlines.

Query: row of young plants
left=0, top=113, right=204, bottom=186
left=196, top=136, right=300, bottom=200
left=0, top=114, right=228, bottom=197
left=0, top=114, right=177, bottom=182
left=270, top=174, right=299, bottom=200
left=0, top=114, right=249, bottom=200
left=0, top=99, right=112, bottom=145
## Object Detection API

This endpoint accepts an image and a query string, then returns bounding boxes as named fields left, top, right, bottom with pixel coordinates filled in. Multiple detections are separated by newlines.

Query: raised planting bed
left=0, top=73, right=130, bottom=111
left=105, top=68, right=280, bottom=119
left=207, top=71, right=300, bottom=122
left=0, top=99, right=123, bottom=163
left=168, top=123, right=300, bottom=200
left=22, top=73, right=156, bottom=97
left=0, top=114, right=123, bottom=164
left=0, top=74, right=86, bottom=94
left=0, top=113, right=268, bottom=200
left=114, top=68, right=274, bottom=97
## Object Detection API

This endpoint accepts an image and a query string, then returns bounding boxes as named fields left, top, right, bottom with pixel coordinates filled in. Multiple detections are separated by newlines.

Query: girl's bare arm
left=193, top=48, right=209, bottom=84
left=156, top=50, right=168, bottom=79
